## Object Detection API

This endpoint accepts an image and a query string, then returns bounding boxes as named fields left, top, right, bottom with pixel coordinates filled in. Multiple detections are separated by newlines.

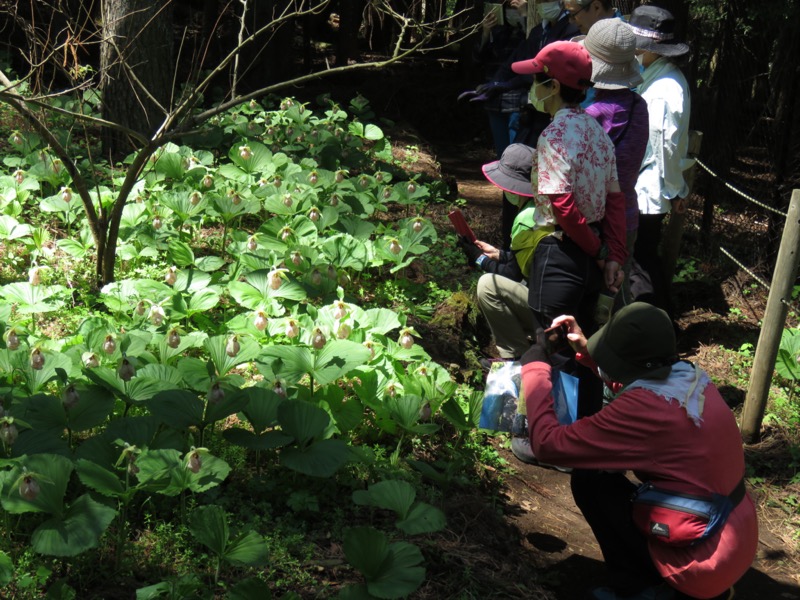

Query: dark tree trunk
left=100, top=0, right=174, bottom=159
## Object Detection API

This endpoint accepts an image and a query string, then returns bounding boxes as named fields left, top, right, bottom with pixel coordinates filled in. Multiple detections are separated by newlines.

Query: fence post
left=741, top=189, right=800, bottom=442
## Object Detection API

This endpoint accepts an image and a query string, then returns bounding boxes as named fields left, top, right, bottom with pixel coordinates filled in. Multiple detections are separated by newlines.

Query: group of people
left=458, top=3, right=758, bottom=600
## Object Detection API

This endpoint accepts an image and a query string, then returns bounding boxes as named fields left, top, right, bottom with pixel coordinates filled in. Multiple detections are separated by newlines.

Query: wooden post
left=663, top=130, right=703, bottom=283
left=741, top=189, right=800, bottom=442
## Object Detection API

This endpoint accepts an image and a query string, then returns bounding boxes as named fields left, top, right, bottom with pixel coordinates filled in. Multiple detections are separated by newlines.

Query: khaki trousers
left=476, top=273, right=539, bottom=359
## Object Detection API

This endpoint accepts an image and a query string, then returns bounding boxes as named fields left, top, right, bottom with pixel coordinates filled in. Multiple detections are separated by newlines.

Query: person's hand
left=672, top=197, right=687, bottom=214
left=603, top=260, right=624, bottom=293
left=509, top=0, right=527, bottom=15
left=549, top=315, right=588, bottom=355
left=475, top=240, right=500, bottom=261
left=457, top=236, right=484, bottom=266
left=457, top=89, right=479, bottom=102
left=482, top=11, right=498, bottom=32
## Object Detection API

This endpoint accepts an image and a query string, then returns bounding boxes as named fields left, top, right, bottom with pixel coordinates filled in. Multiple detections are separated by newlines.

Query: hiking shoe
left=510, top=436, right=572, bottom=473
left=586, top=584, right=675, bottom=600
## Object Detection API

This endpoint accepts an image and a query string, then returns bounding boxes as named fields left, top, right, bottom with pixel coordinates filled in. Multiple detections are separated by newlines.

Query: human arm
left=521, top=361, right=672, bottom=469
left=457, top=237, right=521, bottom=279
left=549, top=192, right=603, bottom=258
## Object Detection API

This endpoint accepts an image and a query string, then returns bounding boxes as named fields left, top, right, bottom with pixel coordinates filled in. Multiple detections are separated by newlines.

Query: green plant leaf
left=205, top=335, right=261, bottom=377
left=204, top=387, right=249, bottom=426
left=154, top=151, right=186, bottom=179
left=262, top=340, right=371, bottom=387
left=225, top=530, right=268, bottom=566
left=75, top=459, right=125, bottom=498
left=0, top=214, right=32, bottom=239
left=167, top=241, right=195, bottom=267
left=362, top=309, right=402, bottom=335
left=147, top=390, right=204, bottom=429
left=10, top=429, right=71, bottom=458
left=0, top=453, right=73, bottom=515
left=222, top=428, right=293, bottom=450
left=189, top=504, right=229, bottom=556
left=343, top=526, right=390, bottom=580
left=280, top=438, right=352, bottom=477
left=227, top=577, right=273, bottom=600
left=135, top=574, right=208, bottom=600
left=14, top=393, right=66, bottom=431
left=322, top=235, right=368, bottom=271
left=31, top=493, right=116, bottom=557
left=0, top=282, right=68, bottom=314
left=395, top=502, right=446, bottom=535
left=66, top=385, right=116, bottom=432
left=277, top=400, right=330, bottom=446
left=0, top=550, right=12, bottom=586
left=352, top=480, right=415, bottom=519
left=188, top=289, right=220, bottom=313
left=238, top=386, right=284, bottom=432
left=366, top=541, right=425, bottom=599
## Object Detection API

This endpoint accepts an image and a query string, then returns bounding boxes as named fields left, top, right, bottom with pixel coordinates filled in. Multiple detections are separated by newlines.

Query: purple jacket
left=586, top=89, right=649, bottom=232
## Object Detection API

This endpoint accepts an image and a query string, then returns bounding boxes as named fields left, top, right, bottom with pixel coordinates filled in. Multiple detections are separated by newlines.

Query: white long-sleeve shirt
left=636, top=57, right=695, bottom=215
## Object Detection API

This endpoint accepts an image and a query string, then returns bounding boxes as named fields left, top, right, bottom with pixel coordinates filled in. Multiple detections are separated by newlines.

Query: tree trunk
left=100, top=0, right=174, bottom=159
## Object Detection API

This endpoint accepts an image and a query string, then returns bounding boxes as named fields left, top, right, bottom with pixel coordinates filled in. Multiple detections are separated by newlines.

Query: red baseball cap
left=511, top=41, right=593, bottom=90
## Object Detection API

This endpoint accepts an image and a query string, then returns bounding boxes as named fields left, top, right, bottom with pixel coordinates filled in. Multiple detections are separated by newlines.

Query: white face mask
left=528, top=79, right=555, bottom=113
left=537, top=1, right=562, bottom=22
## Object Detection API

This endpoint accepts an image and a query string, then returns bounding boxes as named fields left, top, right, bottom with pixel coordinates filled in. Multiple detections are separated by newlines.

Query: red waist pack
left=631, top=479, right=745, bottom=546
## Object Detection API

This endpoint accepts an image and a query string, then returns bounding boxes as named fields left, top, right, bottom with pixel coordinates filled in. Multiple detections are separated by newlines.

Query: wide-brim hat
left=629, top=5, right=690, bottom=58
left=586, top=302, right=678, bottom=385
left=511, top=41, right=593, bottom=91
left=482, top=143, right=535, bottom=197
left=583, top=19, right=643, bottom=90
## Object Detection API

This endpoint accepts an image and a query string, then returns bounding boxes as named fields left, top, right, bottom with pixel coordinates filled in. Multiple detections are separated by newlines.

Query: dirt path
left=436, top=140, right=800, bottom=600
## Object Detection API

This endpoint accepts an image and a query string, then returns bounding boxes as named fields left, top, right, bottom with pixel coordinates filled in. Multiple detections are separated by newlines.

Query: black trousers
left=529, top=235, right=604, bottom=417
left=571, top=470, right=732, bottom=600
left=632, top=213, right=674, bottom=319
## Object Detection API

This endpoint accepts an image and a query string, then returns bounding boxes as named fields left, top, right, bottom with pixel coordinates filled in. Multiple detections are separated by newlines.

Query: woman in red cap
left=512, top=41, right=627, bottom=423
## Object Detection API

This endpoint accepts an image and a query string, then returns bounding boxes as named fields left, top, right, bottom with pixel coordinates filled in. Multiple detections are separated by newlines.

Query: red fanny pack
left=631, top=479, right=745, bottom=546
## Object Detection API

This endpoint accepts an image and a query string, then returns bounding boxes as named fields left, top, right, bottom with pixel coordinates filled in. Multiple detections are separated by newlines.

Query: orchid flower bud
left=311, top=328, right=326, bottom=349
left=0, top=422, right=18, bottom=446
left=187, top=451, right=202, bottom=473
left=149, top=305, right=166, bottom=326
left=167, top=329, right=181, bottom=349
left=19, top=476, right=39, bottom=500
left=82, top=352, right=99, bottom=368
left=6, top=329, right=20, bottom=351
left=225, top=335, right=240, bottom=357
left=208, top=382, right=225, bottom=404
left=399, top=331, right=414, bottom=349
left=63, top=385, right=80, bottom=409
left=253, top=311, right=268, bottom=331
left=118, top=356, right=136, bottom=381
left=285, top=319, right=299, bottom=338
left=30, top=348, right=45, bottom=370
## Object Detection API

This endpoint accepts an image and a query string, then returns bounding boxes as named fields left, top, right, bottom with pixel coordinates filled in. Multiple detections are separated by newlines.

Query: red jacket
left=522, top=359, right=758, bottom=598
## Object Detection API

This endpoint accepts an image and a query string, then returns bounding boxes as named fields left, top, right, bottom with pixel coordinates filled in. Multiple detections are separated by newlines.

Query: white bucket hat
left=583, top=19, right=643, bottom=90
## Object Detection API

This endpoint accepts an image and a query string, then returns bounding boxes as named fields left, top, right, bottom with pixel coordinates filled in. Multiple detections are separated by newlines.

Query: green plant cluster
left=0, top=95, right=481, bottom=598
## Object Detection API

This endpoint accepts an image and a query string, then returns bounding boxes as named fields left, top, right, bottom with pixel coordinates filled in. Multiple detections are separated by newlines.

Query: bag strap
left=728, top=477, right=746, bottom=508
